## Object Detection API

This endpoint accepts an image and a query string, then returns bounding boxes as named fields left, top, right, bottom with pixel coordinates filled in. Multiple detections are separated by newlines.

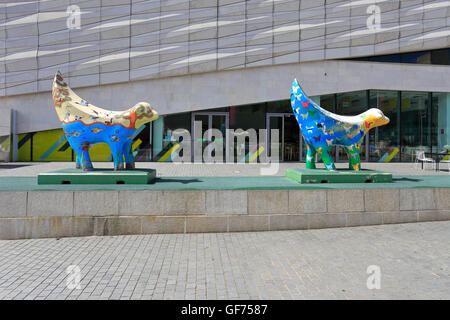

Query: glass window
left=230, top=103, right=266, bottom=130
left=336, top=91, right=369, bottom=161
left=350, top=49, right=450, bottom=65
left=433, top=92, right=450, bottom=154
left=133, top=123, right=152, bottom=162
left=336, top=90, right=367, bottom=115
left=151, top=113, right=191, bottom=162
left=164, top=113, right=191, bottom=158
left=207, top=106, right=229, bottom=113
left=431, top=49, right=449, bottom=65
left=266, top=100, right=302, bottom=162
left=401, top=91, right=430, bottom=160
left=319, top=94, right=335, bottom=112
left=369, top=54, right=401, bottom=63
left=230, top=103, right=266, bottom=162
left=369, top=90, right=399, bottom=162
left=266, top=100, right=292, bottom=113
left=412, top=51, right=431, bottom=64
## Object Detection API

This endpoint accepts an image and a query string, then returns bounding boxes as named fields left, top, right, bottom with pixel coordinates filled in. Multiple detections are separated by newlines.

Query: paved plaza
left=0, top=221, right=448, bottom=300
left=0, top=161, right=449, bottom=177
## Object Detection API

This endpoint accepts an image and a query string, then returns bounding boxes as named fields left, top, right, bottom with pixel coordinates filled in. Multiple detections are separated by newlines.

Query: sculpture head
left=362, top=108, right=390, bottom=129
left=132, top=102, right=159, bottom=128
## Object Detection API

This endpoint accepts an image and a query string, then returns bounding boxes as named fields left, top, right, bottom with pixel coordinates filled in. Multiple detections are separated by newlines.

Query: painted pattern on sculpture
left=52, top=71, right=159, bottom=171
left=290, top=79, right=389, bottom=171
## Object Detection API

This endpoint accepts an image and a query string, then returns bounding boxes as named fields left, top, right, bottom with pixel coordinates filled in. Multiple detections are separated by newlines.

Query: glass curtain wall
left=230, top=103, right=266, bottom=162
left=133, top=123, right=152, bottom=162
left=13, top=91, right=450, bottom=164
left=433, top=93, right=450, bottom=154
left=135, top=90, right=449, bottom=164
left=151, top=113, right=191, bottom=162
left=336, top=91, right=368, bottom=161
left=266, top=100, right=300, bottom=162
left=319, top=94, right=335, bottom=112
left=369, top=90, right=400, bottom=162
left=351, top=48, right=450, bottom=65
left=401, top=92, right=430, bottom=161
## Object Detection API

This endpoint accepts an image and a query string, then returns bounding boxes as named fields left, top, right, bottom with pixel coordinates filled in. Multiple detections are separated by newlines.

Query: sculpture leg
left=80, top=142, right=93, bottom=171
left=346, top=145, right=361, bottom=171
left=319, top=147, right=336, bottom=171
left=124, top=141, right=135, bottom=169
left=75, top=152, right=82, bottom=169
left=305, top=144, right=316, bottom=169
left=110, top=143, right=124, bottom=171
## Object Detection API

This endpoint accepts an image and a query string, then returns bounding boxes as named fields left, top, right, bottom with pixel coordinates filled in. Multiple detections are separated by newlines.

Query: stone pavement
left=0, top=221, right=448, bottom=300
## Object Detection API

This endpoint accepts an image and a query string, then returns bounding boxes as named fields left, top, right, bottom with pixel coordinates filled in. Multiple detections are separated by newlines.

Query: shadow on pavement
left=0, top=164, right=33, bottom=169
left=156, top=178, right=202, bottom=184
left=392, top=177, right=423, bottom=182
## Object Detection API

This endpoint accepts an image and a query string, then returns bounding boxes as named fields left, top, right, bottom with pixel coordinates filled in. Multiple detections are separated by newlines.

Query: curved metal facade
left=1, top=0, right=449, bottom=96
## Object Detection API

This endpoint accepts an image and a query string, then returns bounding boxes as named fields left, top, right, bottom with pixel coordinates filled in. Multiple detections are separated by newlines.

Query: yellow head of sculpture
left=132, top=102, right=159, bottom=129
left=363, top=108, right=390, bottom=130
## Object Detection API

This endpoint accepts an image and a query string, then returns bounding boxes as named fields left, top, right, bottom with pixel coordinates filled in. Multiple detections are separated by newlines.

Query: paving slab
left=0, top=221, right=447, bottom=299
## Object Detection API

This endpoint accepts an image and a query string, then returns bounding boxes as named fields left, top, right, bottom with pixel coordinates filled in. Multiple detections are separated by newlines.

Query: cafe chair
left=414, top=150, right=435, bottom=170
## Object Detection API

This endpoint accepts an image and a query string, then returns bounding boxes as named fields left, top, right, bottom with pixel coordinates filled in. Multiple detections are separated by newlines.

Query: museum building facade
left=0, top=0, right=449, bottom=163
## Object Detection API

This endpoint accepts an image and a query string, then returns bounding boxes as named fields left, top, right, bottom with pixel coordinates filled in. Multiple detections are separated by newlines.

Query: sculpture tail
left=51, top=71, right=97, bottom=122
left=291, top=78, right=313, bottom=103
left=291, top=78, right=300, bottom=95
left=52, top=71, right=73, bottom=121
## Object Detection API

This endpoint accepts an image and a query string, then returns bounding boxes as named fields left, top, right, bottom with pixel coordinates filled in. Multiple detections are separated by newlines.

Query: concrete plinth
left=286, top=168, right=393, bottom=183
left=38, top=169, right=156, bottom=185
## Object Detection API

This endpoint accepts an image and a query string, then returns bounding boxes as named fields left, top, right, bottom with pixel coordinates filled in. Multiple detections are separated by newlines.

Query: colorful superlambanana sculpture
left=52, top=71, right=159, bottom=171
left=290, top=79, right=389, bottom=171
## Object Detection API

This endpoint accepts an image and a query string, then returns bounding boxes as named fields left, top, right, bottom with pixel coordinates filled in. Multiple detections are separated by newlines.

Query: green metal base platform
left=38, top=168, right=156, bottom=185
left=286, top=168, right=392, bottom=184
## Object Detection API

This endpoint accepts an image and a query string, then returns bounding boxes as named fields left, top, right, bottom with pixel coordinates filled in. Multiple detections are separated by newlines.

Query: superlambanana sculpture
left=291, top=79, right=389, bottom=171
left=52, top=71, right=159, bottom=171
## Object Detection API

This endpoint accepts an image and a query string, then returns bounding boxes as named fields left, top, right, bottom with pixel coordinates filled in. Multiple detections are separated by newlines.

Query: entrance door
left=266, top=113, right=301, bottom=162
left=192, top=112, right=229, bottom=162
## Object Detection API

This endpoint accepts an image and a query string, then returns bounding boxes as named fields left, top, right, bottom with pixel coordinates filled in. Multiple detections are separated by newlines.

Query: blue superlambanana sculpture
left=52, top=71, right=159, bottom=171
left=290, top=79, right=389, bottom=171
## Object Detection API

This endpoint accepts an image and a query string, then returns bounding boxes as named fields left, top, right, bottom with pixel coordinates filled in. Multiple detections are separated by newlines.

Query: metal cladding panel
left=0, top=0, right=448, bottom=97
